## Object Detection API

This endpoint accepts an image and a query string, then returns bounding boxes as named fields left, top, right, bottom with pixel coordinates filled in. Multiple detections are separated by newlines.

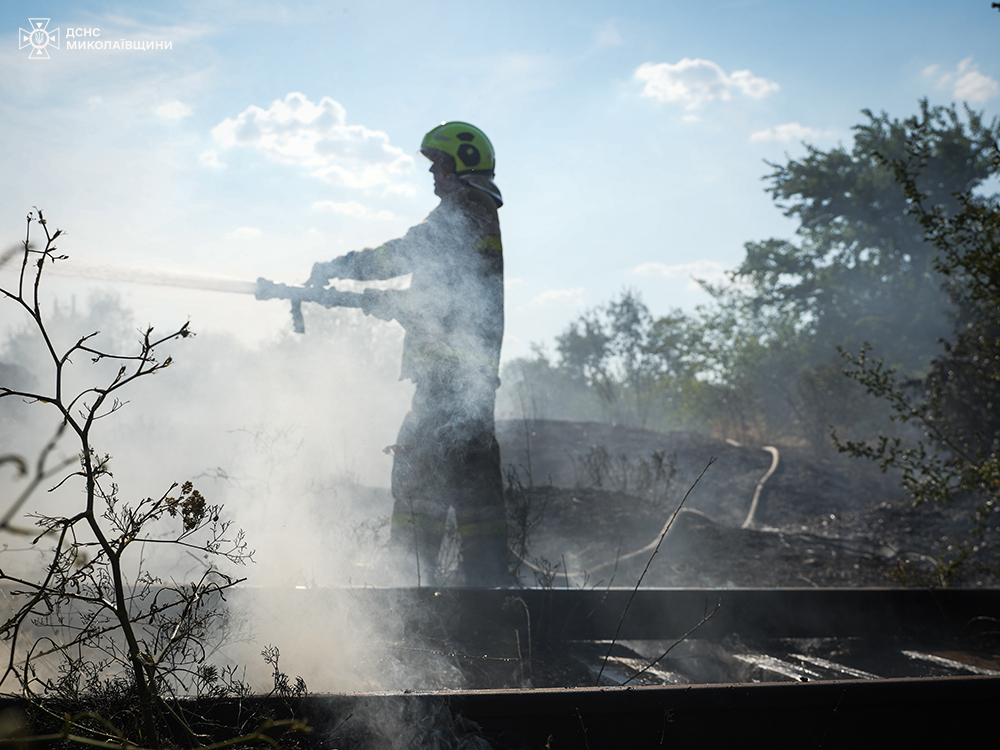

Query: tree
left=508, top=103, right=999, bottom=450
left=737, top=101, right=998, bottom=372
left=554, top=291, right=700, bottom=429
left=688, top=280, right=812, bottom=443
left=498, top=344, right=603, bottom=423
left=836, top=118, right=1000, bottom=583
left=687, top=102, right=1000, bottom=449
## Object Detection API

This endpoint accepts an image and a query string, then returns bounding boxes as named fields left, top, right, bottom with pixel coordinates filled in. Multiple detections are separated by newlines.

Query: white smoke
left=0, top=284, right=418, bottom=692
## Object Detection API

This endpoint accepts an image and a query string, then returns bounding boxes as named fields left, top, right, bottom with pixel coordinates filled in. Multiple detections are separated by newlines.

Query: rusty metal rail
left=305, top=675, right=998, bottom=746
left=4, top=676, right=999, bottom=747
left=97, top=675, right=1000, bottom=747
left=4, top=587, right=998, bottom=747
left=230, top=585, right=1000, bottom=642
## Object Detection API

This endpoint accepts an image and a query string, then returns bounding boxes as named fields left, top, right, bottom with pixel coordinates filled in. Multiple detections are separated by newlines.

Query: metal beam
left=231, top=586, right=1000, bottom=642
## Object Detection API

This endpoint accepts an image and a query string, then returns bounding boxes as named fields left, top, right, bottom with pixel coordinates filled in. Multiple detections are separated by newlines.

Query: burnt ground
left=495, top=419, right=1000, bottom=588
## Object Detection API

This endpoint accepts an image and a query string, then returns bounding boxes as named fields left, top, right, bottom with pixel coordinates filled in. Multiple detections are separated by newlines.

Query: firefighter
left=307, top=121, right=508, bottom=586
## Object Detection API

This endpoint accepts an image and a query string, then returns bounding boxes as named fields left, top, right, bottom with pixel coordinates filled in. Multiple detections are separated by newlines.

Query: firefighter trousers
left=388, top=381, right=508, bottom=586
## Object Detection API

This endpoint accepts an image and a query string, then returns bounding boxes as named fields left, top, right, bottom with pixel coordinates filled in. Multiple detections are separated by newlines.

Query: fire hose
left=571, top=444, right=780, bottom=578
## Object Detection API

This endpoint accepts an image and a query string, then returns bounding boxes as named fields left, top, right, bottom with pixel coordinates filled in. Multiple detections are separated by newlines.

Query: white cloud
left=728, top=69, right=779, bottom=99
left=952, top=63, right=998, bottom=103
left=924, top=58, right=999, bottom=104
left=224, top=227, right=262, bottom=240
left=529, top=287, right=586, bottom=307
left=212, top=92, right=415, bottom=189
left=632, top=260, right=727, bottom=288
left=155, top=101, right=192, bottom=119
left=311, top=200, right=396, bottom=221
left=199, top=149, right=224, bottom=169
left=635, top=58, right=779, bottom=110
left=750, top=122, right=836, bottom=143
left=382, top=183, right=418, bottom=198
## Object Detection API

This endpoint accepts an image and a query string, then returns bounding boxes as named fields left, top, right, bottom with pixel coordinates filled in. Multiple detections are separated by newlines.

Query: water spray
left=41, top=260, right=366, bottom=333
left=45, top=259, right=260, bottom=295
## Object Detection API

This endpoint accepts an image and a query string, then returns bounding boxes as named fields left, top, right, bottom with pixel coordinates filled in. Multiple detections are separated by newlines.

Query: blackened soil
left=496, top=419, right=1000, bottom=588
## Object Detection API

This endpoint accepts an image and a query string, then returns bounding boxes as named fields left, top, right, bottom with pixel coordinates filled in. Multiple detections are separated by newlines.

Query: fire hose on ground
left=550, top=444, right=780, bottom=580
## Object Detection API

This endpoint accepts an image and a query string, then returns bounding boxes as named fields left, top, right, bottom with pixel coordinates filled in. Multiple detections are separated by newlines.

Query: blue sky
left=2, top=0, right=998, bottom=360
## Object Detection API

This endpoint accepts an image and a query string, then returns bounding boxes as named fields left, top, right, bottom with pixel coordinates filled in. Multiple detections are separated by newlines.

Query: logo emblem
left=19, top=19, right=60, bottom=59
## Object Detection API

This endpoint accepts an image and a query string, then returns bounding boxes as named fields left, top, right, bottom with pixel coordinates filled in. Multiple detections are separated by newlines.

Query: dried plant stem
left=621, top=598, right=722, bottom=685
left=2, top=211, right=254, bottom=749
left=596, top=457, right=715, bottom=685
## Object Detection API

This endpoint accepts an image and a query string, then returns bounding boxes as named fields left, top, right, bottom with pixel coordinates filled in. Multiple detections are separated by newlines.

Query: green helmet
left=421, top=121, right=496, bottom=176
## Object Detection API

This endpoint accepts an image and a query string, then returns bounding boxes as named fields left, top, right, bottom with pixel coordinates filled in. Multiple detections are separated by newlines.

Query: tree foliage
left=835, top=120, right=1000, bottom=581
left=737, top=101, right=999, bottom=372
left=690, top=102, right=1000, bottom=447
left=554, top=291, right=675, bottom=427
left=506, top=102, right=1000, bottom=456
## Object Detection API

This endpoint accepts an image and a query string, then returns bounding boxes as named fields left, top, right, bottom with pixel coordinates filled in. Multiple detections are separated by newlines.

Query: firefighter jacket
left=325, top=184, right=504, bottom=391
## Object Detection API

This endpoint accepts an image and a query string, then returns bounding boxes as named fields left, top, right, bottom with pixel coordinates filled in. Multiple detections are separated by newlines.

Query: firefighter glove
left=362, top=288, right=397, bottom=322
left=307, top=257, right=349, bottom=287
